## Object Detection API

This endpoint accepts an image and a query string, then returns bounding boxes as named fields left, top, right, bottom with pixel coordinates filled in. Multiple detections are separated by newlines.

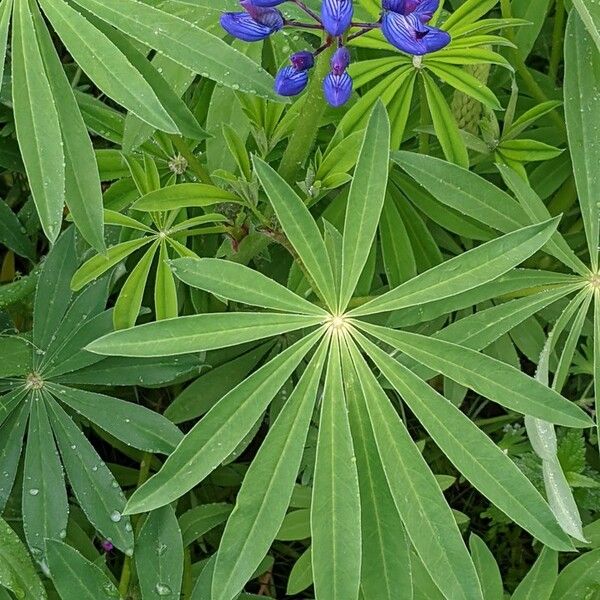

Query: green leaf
left=70, top=0, right=283, bottom=101
left=354, top=326, right=574, bottom=551
left=31, top=3, right=105, bottom=252
left=124, top=330, right=322, bottom=514
left=469, top=535, right=503, bottom=600
left=287, top=547, right=312, bottom=595
left=71, top=237, right=152, bottom=291
left=0, top=337, right=31, bottom=378
left=114, top=240, right=158, bottom=330
left=212, top=338, right=328, bottom=600
left=12, top=0, right=65, bottom=242
left=0, top=199, right=35, bottom=260
left=572, top=0, right=600, bottom=52
left=549, top=548, right=600, bottom=599
left=47, top=383, right=183, bottom=454
left=132, top=183, right=239, bottom=212
left=512, top=547, right=557, bottom=600
left=22, top=395, right=68, bottom=559
left=0, top=0, right=13, bottom=93
left=136, top=505, right=183, bottom=600
left=565, top=10, right=600, bottom=270
left=339, top=102, right=390, bottom=312
left=394, top=151, right=530, bottom=232
left=497, top=164, right=588, bottom=275
left=171, top=258, right=326, bottom=316
left=47, top=397, right=133, bottom=554
left=357, top=322, right=592, bottom=429
left=155, top=242, right=179, bottom=321
left=179, top=503, right=233, bottom=548
left=342, top=341, right=413, bottom=600
left=348, top=219, right=559, bottom=317
left=46, top=540, right=120, bottom=600
left=88, top=312, right=324, bottom=357
left=0, top=402, right=29, bottom=512
left=311, top=333, right=361, bottom=600
left=165, top=344, right=272, bottom=424
left=253, top=156, right=337, bottom=310
left=343, top=336, right=483, bottom=600
left=422, top=73, right=469, bottom=168
left=0, top=516, right=47, bottom=600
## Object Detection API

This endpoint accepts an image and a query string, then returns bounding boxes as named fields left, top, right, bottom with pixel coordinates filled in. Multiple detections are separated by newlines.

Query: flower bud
left=323, top=71, right=353, bottom=107
left=321, top=0, right=353, bottom=36
left=274, top=66, right=310, bottom=96
left=290, top=51, right=315, bottom=71
left=249, top=0, right=288, bottom=5
left=330, top=46, right=350, bottom=75
left=221, top=4, right=284, bottom=42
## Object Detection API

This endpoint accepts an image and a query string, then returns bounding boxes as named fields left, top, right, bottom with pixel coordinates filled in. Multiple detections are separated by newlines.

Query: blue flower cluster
left=221, top=0, right=450, bottom=106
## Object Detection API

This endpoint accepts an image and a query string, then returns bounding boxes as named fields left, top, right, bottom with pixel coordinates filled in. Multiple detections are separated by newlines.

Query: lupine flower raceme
left=220, top=0, right=451, bottom=106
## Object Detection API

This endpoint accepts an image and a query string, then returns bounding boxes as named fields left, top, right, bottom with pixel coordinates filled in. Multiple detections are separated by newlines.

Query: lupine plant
left=1, top=0, right=600, bottom=599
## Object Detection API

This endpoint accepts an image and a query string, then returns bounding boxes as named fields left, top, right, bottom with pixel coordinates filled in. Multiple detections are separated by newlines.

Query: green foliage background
left=0, top=0, right=599, bottom=598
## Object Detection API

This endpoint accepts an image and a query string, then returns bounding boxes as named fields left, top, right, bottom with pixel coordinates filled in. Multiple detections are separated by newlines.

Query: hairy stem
left=278, top=46, right=332, bottom=184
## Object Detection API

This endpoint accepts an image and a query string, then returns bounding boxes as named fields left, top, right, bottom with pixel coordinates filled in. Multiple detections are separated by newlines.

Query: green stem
left=278, top=47, right=332, bottom=184
left=549, top=0, right=565, bottom=84
left=170, top=136, right=212, bottom=184
left=418, top=73, right=430, bottom=154
left=118, top=453, right=152, bottom=598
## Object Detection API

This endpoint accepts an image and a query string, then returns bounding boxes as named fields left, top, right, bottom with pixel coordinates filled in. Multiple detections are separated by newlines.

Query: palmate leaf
left=70, top=0, right=282, bottom=102
left=211, top=338, right=328, bottom=600
left=356, top=321, right=592, bottom=429
left=123, top=330, right=324, bottom=515
left=88, top=312, right=325, bottom=357
left=342, top=335, right=483, bottom=600
left=352, top=329, right=574, bottom=551
left=311, top=333, right=361, bottom=600
left=0, top=403, right=28, bottom=512
left=348, top=219, right=559, bottom=317
left=339, top=102, right=390, bottom=312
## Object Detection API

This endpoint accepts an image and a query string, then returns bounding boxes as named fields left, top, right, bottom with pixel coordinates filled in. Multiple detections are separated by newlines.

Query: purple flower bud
left=221, top=5, right=283, bottom=42
left=274, top=66, right=310, bottom=96
left=101, top=539, right=114, bottom=553
left=381, top=11, right=449, bottom=55
left=321, top=0, right=353, bottom=36
left=331, top=46, right=350, bottom=75
left=323, top=71, right=353, bottom=107
left=290, top=51, right=315, bottom=71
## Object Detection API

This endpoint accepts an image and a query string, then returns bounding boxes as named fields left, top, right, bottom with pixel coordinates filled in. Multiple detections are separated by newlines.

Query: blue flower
left=275, top=66, right=310, bottom=96
left=331, top=46, right=351, bottom=75
left=323, top=71, right=353, bottom=107
left=220, top=1, right=283, bottom=42
left=321, top=0, right=353, bottom=36
left=250, top=0, right=287, bottom=5
left=382, top=0, right=450, bottom=55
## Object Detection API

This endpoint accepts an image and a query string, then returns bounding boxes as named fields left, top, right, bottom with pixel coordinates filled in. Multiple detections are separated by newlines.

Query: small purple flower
left=101, top=539, right=114, bottom=553
left=321, top=0, right=353, bottom=36
left=220, top=1, right=283, bottom=42
left=382, top=0, right=450, bottom=55
left=275, top=66, right=310, bottom=96
left=323, top=71, right=353, bottom=107
left=331, top=46, right=351, bottom=75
